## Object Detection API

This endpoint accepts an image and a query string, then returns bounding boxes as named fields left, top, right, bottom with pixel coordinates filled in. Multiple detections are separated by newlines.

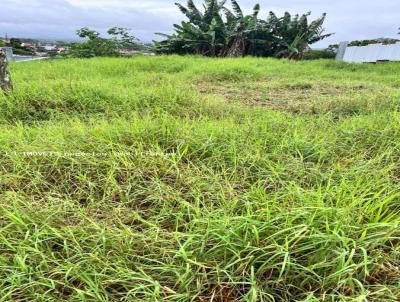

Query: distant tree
left=349, top=38, right=399, bottom=46
left=69, top=27, right=146, bottom=58
left=327, top=44, right=339, bottom=53
left=70, top=28, right=116, bottom=58
left=107, top=27, right=141, bottom=51
left=7, top=38, right=35, bottom=55
left=9, top=38, right=22, bottom=49
left=302, top=49, right=336, bottom=60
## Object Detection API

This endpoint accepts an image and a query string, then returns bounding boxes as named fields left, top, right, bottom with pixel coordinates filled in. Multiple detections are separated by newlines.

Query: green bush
left=12, top=48, right=35, bottom=56
left=303, top=49, right=336, bottom=60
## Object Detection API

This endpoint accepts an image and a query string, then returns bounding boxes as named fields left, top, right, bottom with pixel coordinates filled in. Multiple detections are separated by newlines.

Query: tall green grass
left=0, top=56, right=399, bottom=301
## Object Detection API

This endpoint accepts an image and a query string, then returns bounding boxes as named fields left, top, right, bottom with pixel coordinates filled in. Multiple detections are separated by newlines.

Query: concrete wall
left=340, top=43, right=400, bottom=63
left=335, top=42, right=348, bottom=61
left=0, top=47, right=13, bottom=61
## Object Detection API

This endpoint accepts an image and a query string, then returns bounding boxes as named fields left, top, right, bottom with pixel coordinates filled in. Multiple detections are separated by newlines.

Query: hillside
left=1, top=56, right=400, bottom=301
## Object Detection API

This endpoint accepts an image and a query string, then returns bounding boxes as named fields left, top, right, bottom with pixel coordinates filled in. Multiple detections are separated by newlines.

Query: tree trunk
left=226, top=36, right=245, bottom=58
left=0, top=49, right=13, bottom=94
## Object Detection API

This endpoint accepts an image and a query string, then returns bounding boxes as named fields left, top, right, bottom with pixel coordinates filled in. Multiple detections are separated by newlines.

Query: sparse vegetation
left=0, top=56, right=400, bottom=301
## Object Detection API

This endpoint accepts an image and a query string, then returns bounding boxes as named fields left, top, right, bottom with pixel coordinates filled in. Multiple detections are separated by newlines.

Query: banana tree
left=156, top=0, right=228, bottom=56
left=224, top=1, right=261, bottom=57
left=269, top=12, right=333, bottom=59
left=155, top=0, right=333, bottom=59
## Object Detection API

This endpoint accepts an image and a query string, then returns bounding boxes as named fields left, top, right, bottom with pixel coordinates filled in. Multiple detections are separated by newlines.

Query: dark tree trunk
left=0, top=49, right=13, bottom=94
left=226, top=36, right=245, bottom=58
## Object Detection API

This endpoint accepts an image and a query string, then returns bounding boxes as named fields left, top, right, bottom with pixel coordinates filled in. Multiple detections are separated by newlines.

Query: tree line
left=36, top=0, right=335, bottom=60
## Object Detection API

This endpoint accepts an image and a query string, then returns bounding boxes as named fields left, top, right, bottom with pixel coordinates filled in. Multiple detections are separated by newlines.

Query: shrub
left=302, top=49, right=336, bottom=60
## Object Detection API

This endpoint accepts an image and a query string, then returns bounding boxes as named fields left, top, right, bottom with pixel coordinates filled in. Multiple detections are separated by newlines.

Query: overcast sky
left=1, top=0, right=399, bottom=47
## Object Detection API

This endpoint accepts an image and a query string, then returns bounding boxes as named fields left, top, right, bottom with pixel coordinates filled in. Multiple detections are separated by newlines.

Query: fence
left=337, top=42, right=400, bottom=63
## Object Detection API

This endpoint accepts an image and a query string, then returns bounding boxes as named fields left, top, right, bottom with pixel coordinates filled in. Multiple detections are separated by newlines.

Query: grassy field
left=1, top=56, right=400, bottom=301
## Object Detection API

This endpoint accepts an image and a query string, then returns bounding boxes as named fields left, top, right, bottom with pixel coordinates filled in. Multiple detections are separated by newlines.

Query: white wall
left=342, top=43, right=400, bottom=63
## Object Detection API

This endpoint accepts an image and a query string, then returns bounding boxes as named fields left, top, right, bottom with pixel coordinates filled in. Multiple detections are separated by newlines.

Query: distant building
left=21, top=43, right=34, bottom=48
left=2, top=37, right=69, bottom=57
left=36, top=44, right=57, bottom=52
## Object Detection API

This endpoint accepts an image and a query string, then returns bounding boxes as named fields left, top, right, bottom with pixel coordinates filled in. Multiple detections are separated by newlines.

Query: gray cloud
left=1, top=0, right=399, bottom=46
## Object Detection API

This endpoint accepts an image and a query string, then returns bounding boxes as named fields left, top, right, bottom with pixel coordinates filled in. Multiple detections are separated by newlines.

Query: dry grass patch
left=197, top=80, right=394, bottom=116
